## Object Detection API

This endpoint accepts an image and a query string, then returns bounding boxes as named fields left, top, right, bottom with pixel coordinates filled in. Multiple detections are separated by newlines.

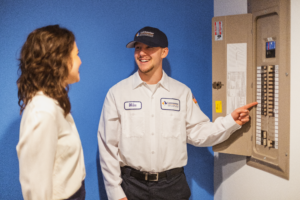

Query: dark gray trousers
left=121, top=168, right=191, bottom=200
left=65, top=181, right=86, bottom=200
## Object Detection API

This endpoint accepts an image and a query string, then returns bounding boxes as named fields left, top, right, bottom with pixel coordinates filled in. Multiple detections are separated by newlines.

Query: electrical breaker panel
left=212, top=0, right=290, bottom=179
left=256, top=65, right=279, bottom=149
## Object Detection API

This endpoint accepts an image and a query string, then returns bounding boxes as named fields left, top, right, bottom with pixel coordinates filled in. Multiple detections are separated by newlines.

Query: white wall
left=214, top=0, right=300, bottom=199
left=214, top=0, right=247, bottom=17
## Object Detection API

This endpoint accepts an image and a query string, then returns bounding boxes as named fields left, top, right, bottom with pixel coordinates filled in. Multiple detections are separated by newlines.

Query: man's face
left=134, top=42, right=168, bottom=74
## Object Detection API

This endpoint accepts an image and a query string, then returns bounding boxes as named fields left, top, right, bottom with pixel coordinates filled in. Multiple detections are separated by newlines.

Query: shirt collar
left=132, top=70, right=170, bottom=92
left=158, top=70, right=170, bottom=91
left=35, top=91, right=59, bottom=105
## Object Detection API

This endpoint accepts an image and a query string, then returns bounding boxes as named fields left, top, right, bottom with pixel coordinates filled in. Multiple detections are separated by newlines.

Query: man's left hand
left=231, top=102, right=258, bottom=126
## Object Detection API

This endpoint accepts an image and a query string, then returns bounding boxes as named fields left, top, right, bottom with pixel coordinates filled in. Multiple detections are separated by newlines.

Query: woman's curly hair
left=17, top=25, right=75, bottom=116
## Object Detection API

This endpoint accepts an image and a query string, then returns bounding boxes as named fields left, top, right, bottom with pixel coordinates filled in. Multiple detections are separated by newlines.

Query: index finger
left=242, top=102, right=258, bottom=109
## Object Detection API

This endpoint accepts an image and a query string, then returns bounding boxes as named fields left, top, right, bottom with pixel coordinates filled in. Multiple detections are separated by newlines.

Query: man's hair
left=17, top=25, right=75, bottom=116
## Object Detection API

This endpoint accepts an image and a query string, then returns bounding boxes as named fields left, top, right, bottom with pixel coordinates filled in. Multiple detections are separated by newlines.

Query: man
left=98, top=26, right=257, bottom=200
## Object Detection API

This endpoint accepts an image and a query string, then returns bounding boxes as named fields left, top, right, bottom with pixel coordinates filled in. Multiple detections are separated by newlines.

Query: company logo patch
left=136, top=31, right=154, bottom=38
left=192, top=94, right=197, bottom=104
left=161, top=98, right=180, bottom=111
left=124, top=101, right=142, bottom=110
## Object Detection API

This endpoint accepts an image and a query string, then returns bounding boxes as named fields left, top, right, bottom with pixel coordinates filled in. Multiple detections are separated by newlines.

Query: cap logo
left=136, top=31, right=154, bottom=38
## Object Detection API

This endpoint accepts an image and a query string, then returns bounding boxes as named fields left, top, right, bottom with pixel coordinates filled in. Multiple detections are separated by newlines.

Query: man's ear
left=161, top=47, right=169, bottom=58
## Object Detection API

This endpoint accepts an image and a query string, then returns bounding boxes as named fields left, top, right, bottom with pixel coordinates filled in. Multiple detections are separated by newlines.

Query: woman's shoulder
left=26, top=91, right=62, bottom=117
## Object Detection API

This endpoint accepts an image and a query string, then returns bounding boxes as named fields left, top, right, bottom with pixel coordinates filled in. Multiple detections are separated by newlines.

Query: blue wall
left=0, top=1, right=213, bottom=199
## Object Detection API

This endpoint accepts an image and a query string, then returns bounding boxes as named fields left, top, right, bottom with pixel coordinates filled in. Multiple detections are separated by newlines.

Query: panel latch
left=212, top=82, right=224, bottom=89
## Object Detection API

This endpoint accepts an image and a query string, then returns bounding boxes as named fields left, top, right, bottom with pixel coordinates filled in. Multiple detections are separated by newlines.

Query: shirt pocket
left=122, top=111, right=145, bottom=138
left=162, top=111, right=182, bottom=138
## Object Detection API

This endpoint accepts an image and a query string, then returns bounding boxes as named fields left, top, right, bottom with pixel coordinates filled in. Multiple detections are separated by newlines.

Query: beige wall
left=214, top=0, right=300, bottom=199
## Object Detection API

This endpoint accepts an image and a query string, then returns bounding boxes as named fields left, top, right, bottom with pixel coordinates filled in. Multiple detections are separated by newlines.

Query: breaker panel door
left=212, top=14, right=253, bottom=156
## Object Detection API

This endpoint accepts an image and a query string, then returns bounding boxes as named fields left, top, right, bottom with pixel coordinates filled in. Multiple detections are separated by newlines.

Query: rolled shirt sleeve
left=98, top=89, right=126, bottom=200
left=17, top=111, right=57, bottom=200
left=186, top=89, right=241, bottom=147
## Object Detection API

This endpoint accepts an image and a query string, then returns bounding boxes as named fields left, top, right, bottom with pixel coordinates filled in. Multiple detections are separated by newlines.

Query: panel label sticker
left=226, top=43, right=247, bottom=115
left=266, top=41, right=276, bottom=50
left=214, top=21, right=223, bottom=41
left=215, top=101, right=222, bottom=113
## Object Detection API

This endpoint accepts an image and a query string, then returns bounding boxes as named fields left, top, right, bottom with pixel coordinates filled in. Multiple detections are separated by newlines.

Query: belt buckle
left=143, top=172, right=149, bottom=181
left=152, top=172, right=159, bottom=181
left=143, top=172, right=159, bottom=181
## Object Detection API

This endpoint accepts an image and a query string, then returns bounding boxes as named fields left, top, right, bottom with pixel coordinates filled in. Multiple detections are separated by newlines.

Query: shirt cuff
left=107, top=185, right=126, bottom=200
left=223, top=114, right=242, bottom=132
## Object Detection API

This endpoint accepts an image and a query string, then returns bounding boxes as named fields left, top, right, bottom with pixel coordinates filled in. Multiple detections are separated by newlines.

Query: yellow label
left=215, top=101, right=222, bottom=113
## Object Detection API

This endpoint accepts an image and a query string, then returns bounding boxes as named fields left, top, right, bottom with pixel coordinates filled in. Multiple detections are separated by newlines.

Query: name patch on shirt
left=161, top=98, right=180, bottom=111
left=124, top=101, right=142, bottom=110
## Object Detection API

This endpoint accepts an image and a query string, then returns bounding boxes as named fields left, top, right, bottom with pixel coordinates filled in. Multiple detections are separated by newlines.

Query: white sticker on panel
left=226, top=43, right=247, bottom=115
left=214, top=21, right=223, bottom=41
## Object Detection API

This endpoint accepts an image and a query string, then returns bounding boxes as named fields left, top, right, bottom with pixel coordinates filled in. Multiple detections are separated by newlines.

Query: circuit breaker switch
left=268, top=66, right=274, bottom=71
left=263, top=131, right=267, bottom=139
left=267, top=140, right=274, bottom=148
left=263, top=139, right=267, bottom=146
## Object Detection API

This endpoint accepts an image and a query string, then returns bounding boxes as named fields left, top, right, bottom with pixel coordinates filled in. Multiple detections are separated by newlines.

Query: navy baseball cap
left=126, top=26, right=168, bottom=48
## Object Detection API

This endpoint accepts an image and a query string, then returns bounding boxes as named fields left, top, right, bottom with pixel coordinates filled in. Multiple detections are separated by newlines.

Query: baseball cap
left=126, top=26, right=168, bottom=48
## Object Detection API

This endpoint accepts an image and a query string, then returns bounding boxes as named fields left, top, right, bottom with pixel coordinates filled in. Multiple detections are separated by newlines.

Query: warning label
left=215, top=21, right=223, bottom=41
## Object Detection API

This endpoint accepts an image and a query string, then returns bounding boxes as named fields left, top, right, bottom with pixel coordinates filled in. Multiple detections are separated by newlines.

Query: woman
left=16, top=25, right=86, bottom=200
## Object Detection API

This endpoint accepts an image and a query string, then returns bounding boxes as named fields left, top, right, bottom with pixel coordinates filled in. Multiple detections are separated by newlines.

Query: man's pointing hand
left=231, top=102, right=258, bottom=126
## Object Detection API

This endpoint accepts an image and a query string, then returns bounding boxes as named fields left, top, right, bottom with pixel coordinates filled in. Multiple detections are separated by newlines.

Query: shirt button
left=152, top=133, right=154, bottom=136
left=152, top=151, right=154, bottom=154
left=151, top=114, right=154, bottom=117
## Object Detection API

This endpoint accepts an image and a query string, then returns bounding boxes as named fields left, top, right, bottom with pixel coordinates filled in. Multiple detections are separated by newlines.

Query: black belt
left=121, top=166, right=183, bottom=181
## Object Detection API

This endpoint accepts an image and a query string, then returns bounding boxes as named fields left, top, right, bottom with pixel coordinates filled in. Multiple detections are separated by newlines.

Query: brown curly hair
left=17, top=25, right=75, bottom=116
